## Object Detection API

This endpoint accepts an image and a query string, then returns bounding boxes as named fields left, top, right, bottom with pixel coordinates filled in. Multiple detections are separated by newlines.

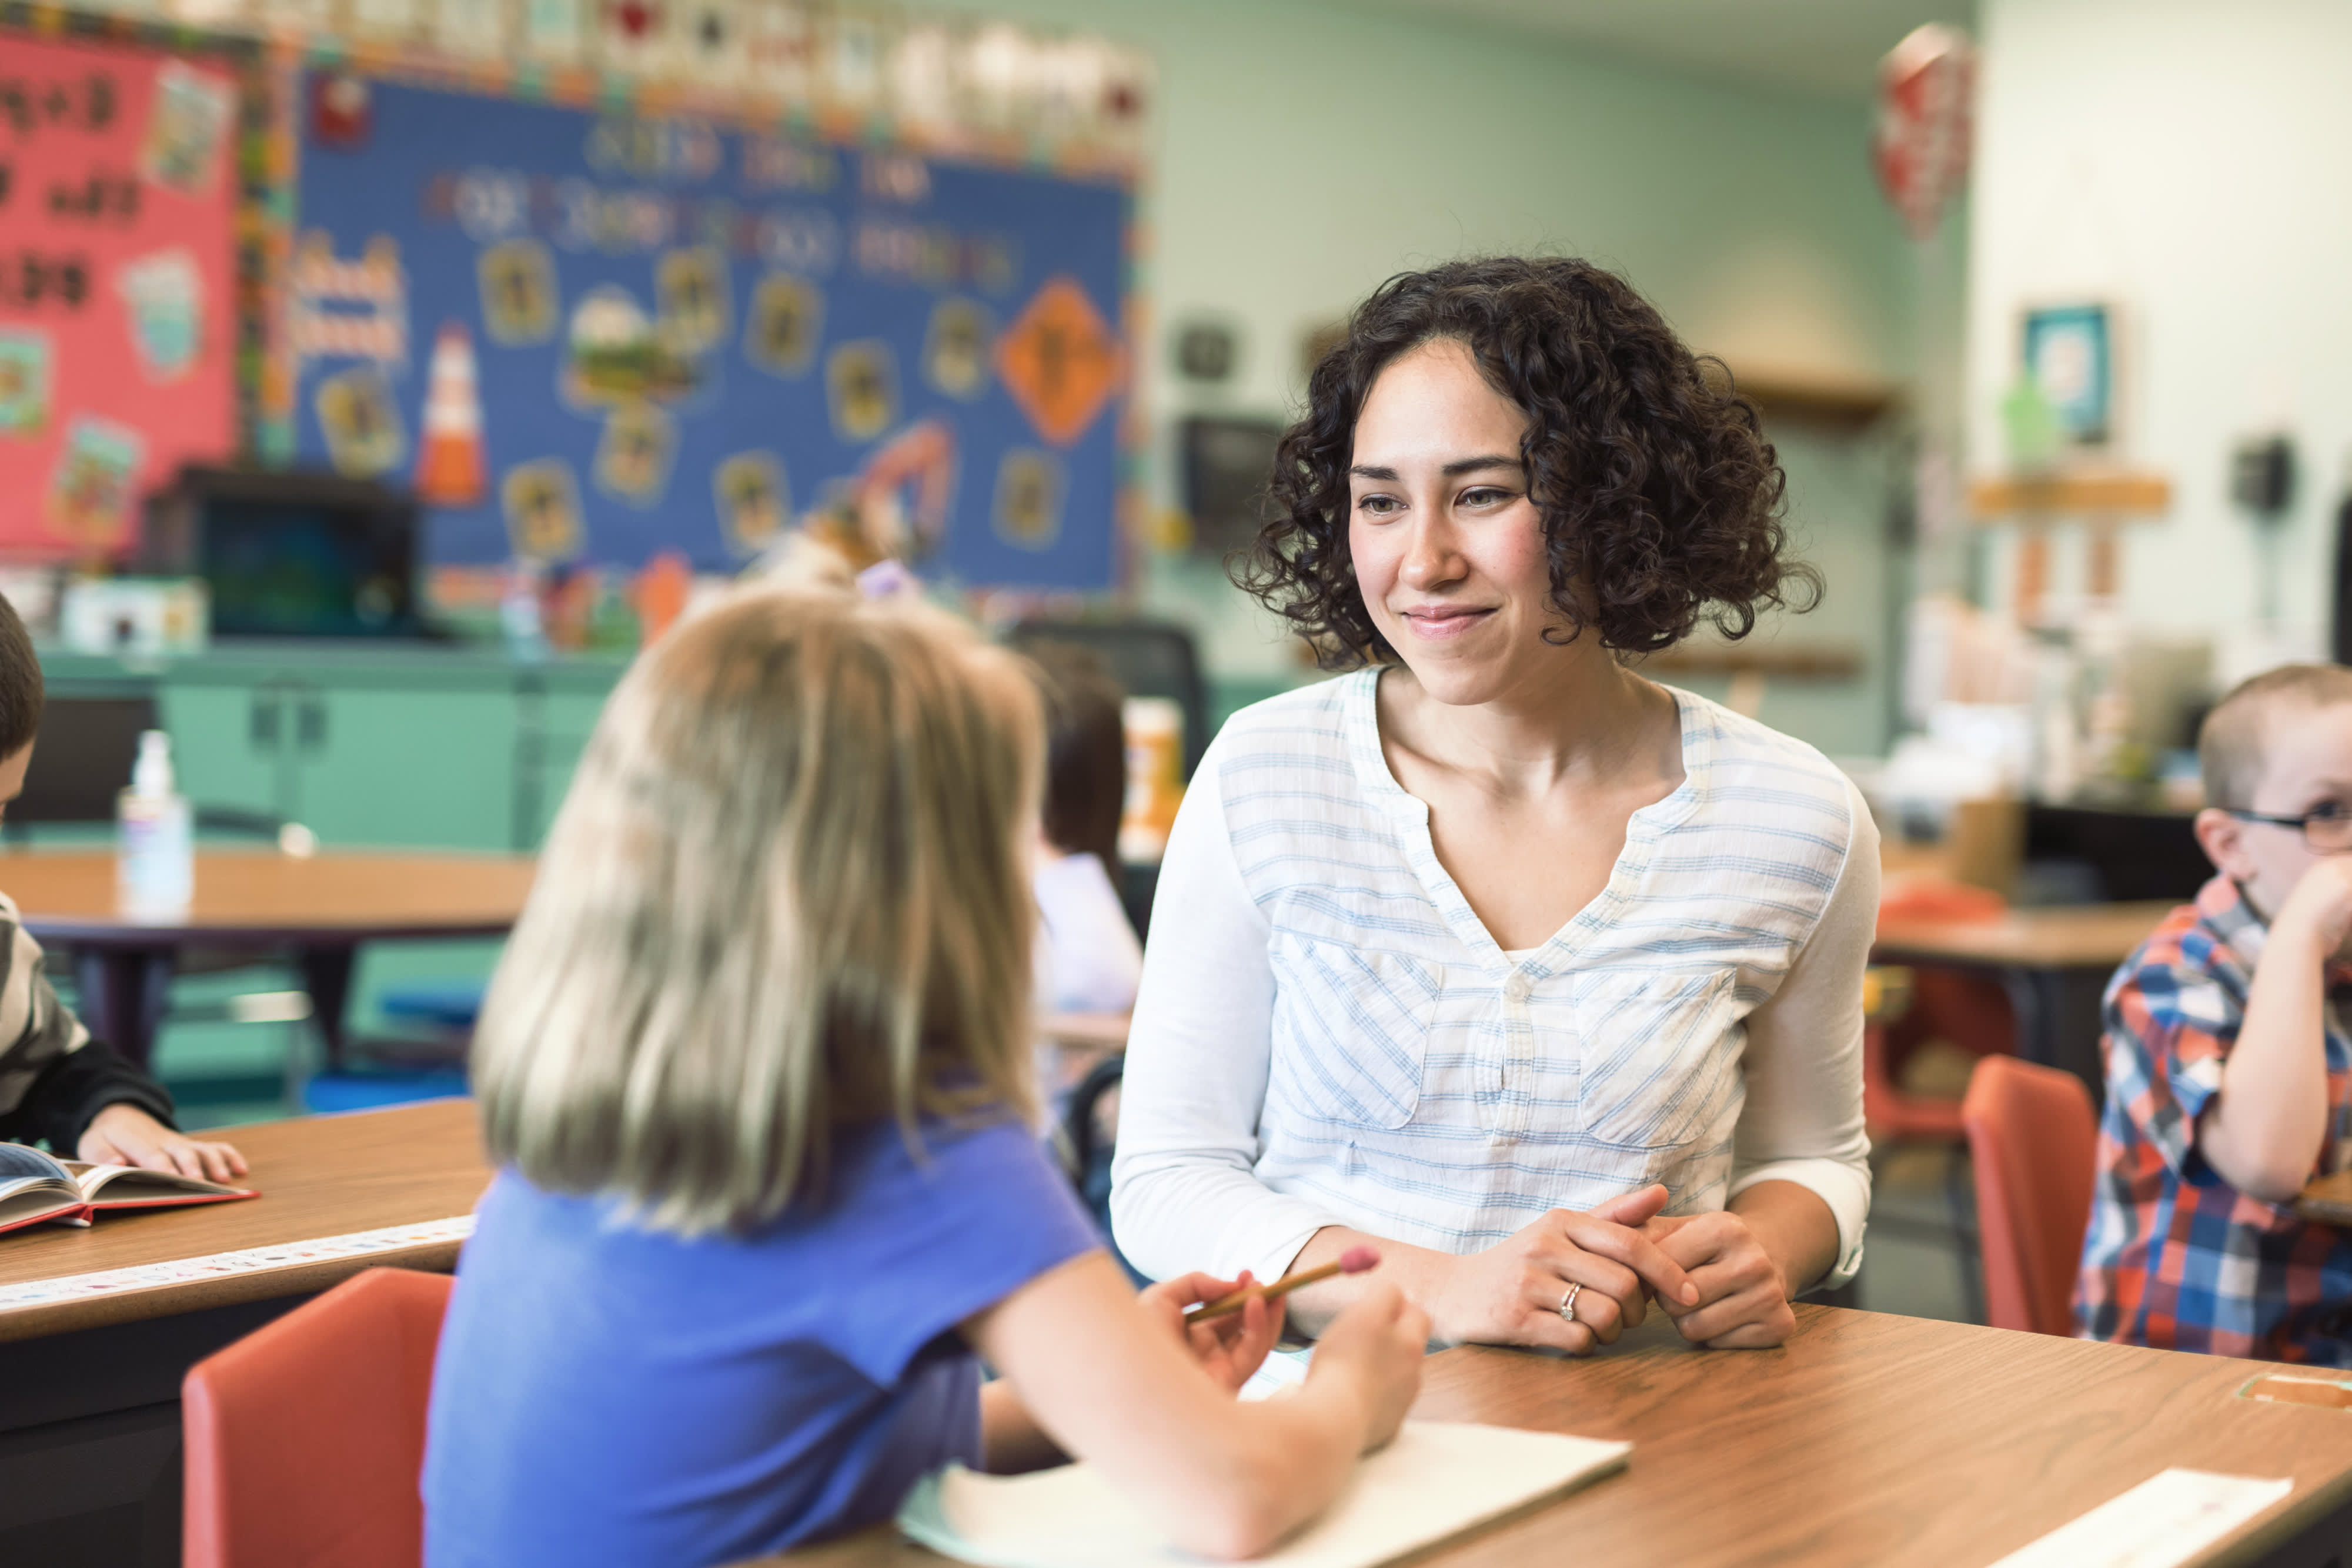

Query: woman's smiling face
left=1347, top=337, right=1571, bottom=708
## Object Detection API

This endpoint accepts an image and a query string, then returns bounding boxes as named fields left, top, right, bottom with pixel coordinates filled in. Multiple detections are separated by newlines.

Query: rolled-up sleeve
left=1725, top=776, right=1878, bottom=1288
left=1108, top=742, right=1341, bottom=1283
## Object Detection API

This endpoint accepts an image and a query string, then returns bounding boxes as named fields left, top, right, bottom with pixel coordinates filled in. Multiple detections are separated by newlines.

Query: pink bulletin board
left=0, top=29, right=240, bottom=560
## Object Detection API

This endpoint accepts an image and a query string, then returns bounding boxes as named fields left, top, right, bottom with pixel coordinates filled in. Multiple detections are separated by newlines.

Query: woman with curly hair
left=1110, top=256, right=1876, bottom=1353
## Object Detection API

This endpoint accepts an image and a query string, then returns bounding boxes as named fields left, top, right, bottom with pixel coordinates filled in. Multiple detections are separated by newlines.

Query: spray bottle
left=118, top=730, right=192, bottom=920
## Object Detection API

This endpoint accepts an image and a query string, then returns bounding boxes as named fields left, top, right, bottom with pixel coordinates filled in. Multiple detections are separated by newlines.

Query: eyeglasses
left=2226, top=807, right=2352, bottom=853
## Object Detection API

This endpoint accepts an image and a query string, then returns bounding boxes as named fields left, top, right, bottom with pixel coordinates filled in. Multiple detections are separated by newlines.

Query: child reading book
left=0, top=1141, right=253, bottom=1233
left=0, top=592, right=245, bottom=1188
left=423, top=590, right=1428, bottom=1567
left=2078, top=664, right=2352, bottom=1361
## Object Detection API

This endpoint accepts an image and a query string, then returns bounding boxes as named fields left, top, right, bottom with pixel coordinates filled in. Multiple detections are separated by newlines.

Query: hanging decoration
left=1872, top=22, right=1974, bottom=242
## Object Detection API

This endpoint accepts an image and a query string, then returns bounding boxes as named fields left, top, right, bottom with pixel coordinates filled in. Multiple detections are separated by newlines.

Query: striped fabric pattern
left=1221, top=669, right=1860, bottom=1256
left=2074, top=875, right=2352, bottom=1363
left=0, top=891, right=91, bottom=1119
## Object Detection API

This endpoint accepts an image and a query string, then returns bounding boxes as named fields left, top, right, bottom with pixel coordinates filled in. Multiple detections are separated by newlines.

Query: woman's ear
left=2194, top=807, right=2252, bottom=882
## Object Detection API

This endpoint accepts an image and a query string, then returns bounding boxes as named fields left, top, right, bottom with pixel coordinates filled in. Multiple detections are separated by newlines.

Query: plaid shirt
left=2074, top=875, right=2352, bottom=1362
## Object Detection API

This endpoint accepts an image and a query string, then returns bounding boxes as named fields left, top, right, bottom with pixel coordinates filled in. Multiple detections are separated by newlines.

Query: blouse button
left=1503, top=972, right=1532, bottom=1004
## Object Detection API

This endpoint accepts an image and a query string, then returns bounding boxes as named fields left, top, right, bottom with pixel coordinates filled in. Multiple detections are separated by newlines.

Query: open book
left=899, top=1420, right=1631, bottom=1568
left=0, top=1142, right=256, bottom=1236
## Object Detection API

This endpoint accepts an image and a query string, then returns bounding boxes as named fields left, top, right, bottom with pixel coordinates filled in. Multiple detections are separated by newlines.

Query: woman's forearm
left=1282, top=1226, right=1459, bottom=1336
left=1727, top=1180, right=1839, bottom=1298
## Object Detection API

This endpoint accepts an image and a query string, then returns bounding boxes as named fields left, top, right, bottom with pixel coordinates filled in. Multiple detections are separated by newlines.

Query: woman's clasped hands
left=1424, top=1183, right=1798, bottom=1354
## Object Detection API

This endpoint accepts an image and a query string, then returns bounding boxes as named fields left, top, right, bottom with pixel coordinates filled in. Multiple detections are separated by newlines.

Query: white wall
left=977, top=0, right=1928, bottom=754
left=1967, top=0, right=2352, bottom=661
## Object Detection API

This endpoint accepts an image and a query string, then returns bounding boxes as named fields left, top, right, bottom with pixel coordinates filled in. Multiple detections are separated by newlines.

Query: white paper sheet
left=898, top=1420, right=1630, bottom=1568
left=1984, top=1467, right=2294, bottom=1568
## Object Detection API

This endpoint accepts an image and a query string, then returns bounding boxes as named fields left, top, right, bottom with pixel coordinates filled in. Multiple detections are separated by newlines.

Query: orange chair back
left=183, top=1266, right=453, bottom=1568
left=1960, top=1054, right=2099, bottom=1336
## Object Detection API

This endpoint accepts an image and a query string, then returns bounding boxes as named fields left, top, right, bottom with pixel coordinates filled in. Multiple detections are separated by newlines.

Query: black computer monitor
left=141, top=467, right=426, bottom=639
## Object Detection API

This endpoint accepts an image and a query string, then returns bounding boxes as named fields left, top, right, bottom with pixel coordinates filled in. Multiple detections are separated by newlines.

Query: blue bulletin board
left=286, top=69, right=1132, bottom=589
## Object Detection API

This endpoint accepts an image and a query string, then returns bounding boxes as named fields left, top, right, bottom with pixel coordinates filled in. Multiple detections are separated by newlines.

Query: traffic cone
left=416, top=322, right=487, bottom=506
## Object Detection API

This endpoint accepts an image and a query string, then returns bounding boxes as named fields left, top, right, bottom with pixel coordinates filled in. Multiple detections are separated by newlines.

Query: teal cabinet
left=45, top=644, right=626, bottom=852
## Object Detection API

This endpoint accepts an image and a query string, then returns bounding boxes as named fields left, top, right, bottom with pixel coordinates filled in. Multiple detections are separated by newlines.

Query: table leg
left=1994, top=966, right=2110, bottom=1108
left=71, top=948, right=176, bottom=1073
left=297, top=946, right=356, bottom=1069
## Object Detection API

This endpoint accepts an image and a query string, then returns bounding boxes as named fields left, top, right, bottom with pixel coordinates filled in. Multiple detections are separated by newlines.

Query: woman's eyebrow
left=1442, top=454, right=1522, bottom=477
left=1346, top=454, right=1522, bottom=481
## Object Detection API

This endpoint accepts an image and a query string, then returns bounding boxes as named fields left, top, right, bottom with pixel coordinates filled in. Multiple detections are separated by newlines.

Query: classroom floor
left=1853, top=1142, right=1977, bottom=1324
left=57, top=939, right=505, bottom=1131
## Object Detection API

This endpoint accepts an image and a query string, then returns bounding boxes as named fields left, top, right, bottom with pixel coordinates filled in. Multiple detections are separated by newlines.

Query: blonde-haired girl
left=422, top=590, right=1426, bottom=1567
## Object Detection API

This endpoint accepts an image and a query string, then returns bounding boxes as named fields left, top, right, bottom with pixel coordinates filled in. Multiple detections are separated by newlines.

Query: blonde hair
left=2200, top=663, right=2352, bottom=809
left=473, top=588, right=1044, bottom=1236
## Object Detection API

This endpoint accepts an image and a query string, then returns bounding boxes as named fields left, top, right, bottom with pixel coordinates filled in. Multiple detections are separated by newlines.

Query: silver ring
left=1558, top=1282, right=1582, bottom=1323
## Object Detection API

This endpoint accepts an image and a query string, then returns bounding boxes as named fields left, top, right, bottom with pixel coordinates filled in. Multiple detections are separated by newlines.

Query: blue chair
left=301, top=1066, right=470, bottom=1115
left=376, top=980, right=487, bottom=1034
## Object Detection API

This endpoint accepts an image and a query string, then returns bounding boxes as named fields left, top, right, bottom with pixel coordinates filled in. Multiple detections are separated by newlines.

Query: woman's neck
left=1378, top=642, right=1679, bottom=801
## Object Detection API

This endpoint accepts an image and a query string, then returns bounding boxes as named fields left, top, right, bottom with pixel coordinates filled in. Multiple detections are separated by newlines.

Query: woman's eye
left=1459, top=486, right=1513, bottom=508
left=2313, top=802, right=2351, bottom=822
left=1355, top=494, right=1401, bottom=517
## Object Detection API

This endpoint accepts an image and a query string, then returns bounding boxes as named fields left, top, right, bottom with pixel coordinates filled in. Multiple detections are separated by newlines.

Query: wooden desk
left=1875, top=901, right=2177, bottom=971
left=2298, top=1169, right=2352, bottom=1226
left=0, top=1099, right=490, bottom=1567
left=1, top=848, right=536, bottom=1067
left=1874, top=901, right=2175, bottom=1096
left=752, top=1306, right=2352, bottom=1568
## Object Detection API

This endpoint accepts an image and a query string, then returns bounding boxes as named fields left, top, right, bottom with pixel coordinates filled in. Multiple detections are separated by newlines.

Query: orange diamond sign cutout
left=994, top=276, right=1126, bottom=447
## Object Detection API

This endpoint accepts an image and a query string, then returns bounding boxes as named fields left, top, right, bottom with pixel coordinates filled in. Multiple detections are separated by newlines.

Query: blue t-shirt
left=421, top=1116, right=1101, bottom=1568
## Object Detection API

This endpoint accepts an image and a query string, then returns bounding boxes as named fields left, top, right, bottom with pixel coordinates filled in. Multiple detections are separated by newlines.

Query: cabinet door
left=515, top=686, right=612, bottom=849
left=159, top=678, right=285, bottom=818
left=293, top=684, right=518, bottom=850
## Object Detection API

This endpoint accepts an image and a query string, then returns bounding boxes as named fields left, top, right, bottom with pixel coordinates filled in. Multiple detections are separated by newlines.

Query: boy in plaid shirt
left=2077, top=664, right=2352, bottom=1361
left=0, top=593, right=244, bottom=1179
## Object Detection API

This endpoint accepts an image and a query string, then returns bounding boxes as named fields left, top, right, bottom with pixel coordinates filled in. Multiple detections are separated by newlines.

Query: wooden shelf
left=1719, top=367, right=1902, bottom=432
left=1642, top=641, right=1863, bottom=680
left=1969, top=469, right=2173, bottom=521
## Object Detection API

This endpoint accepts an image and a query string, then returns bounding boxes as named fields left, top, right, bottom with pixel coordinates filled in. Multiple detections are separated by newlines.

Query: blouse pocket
left=1266, top=932, right=1441, bottom=1132
left=1570, top=967, right=1743, bottom=1150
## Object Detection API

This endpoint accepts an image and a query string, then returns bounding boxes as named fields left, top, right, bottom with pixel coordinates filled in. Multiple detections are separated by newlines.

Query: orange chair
left=1960, top=1054, right=2100, bottom=1336
left=183, top=1266, right=453, bottom=1568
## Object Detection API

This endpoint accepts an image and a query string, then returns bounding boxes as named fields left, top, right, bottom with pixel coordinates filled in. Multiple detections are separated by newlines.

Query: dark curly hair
left=1234, top=256, right=1818, bottom=666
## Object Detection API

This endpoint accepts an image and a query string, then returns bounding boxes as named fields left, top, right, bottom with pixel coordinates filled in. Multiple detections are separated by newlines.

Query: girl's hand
left=1643, top=1210, right=1798, bottom=1349
left=1138, top=1271, right=1285, bottom=1395
left=1305, top=1282, right=1428, bottom=1453
left=1425, top=1184, right=1699, bottom=1353
left=78, top=1104, right=248, bottom=1183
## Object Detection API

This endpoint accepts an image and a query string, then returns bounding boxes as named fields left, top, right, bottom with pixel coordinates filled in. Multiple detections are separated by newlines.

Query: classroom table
left=0, top=848, right=537, bottom=1069
left=0, top=1097, right=488, bottom=1568
left=748, top=1304, right=2352, bottom=1568
left=2298, top=1169, right=2352, bottom=1226
left=1873, top=900, right=2176, bottom=1096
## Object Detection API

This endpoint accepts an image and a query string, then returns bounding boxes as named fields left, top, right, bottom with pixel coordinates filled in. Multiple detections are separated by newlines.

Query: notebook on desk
left=898, top=1420, right=1631, bottom=1568
left=0, top=1143, right=256, bottom=1236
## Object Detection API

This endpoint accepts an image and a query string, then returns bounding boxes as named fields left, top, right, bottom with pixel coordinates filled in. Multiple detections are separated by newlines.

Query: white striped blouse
left=1108, top=668, right=1876, bottom=1290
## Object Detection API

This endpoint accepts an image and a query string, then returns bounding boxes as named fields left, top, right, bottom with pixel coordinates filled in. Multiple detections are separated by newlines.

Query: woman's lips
left=1398, top=607, right=1494, bottom=641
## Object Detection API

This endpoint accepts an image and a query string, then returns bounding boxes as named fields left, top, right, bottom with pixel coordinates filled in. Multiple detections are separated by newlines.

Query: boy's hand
left=1138, top=1271, right=1285, bottom=1395
left=2275, top=856, right=2352, bottom=958
left=78, top=1104, right=248, bottom=1183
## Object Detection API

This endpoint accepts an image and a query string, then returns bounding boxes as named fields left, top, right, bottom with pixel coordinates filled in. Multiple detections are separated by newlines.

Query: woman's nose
left=1400, top=516, right=1463, bottom=590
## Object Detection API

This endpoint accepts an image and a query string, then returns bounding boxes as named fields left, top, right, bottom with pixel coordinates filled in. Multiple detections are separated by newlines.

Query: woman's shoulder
left=1666, top=684, right=1863, bottom=837
left=1197, top=672, right=1372, bottom=789
left=1215, top=671, right=1365, bottom=745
